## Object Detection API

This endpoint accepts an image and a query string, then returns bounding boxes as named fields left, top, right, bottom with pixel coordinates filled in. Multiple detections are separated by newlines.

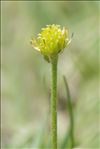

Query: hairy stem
left=51, top=56, right=58, bottom=149
left=63, top=76, right=74, bottom=148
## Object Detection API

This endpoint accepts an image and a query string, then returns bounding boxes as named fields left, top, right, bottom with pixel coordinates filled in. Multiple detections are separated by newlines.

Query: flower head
left=30, top=24, right=71, bottom=62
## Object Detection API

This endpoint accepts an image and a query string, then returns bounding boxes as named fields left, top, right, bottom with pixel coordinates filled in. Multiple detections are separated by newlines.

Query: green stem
left=63, top=76, right=74, bottom=149
left=51, top=56, right=58, bottom=149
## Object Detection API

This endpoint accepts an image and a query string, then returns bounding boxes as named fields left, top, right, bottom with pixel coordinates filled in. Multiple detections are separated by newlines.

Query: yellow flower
left=30, top=24, right=71, bottom=62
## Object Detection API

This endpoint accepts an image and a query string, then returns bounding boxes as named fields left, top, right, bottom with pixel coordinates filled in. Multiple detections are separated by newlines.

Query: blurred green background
left=1, top=1, right=99, bottom=149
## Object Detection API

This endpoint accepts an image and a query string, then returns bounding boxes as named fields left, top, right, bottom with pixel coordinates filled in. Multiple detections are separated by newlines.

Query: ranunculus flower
left=30, top=24, right=71, bottom=62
